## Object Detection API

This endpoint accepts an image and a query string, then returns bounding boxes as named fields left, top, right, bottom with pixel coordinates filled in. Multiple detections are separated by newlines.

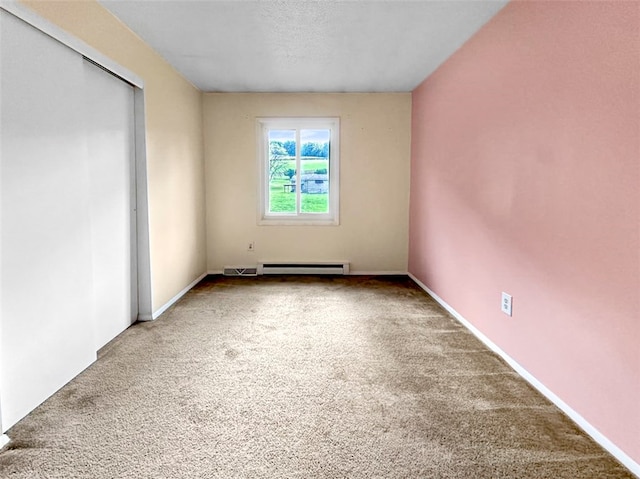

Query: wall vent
left=258, top=262, right=349, bottom=275
left=223, top=266, right=258, bottom=277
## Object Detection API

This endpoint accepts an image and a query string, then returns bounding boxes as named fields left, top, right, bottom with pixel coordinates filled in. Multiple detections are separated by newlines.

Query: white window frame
left=257, top=117, right=340, bottom=225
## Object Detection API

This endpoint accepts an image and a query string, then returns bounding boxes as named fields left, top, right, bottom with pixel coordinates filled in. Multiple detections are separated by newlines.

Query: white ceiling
left=99, top=0, right=508, bottom=93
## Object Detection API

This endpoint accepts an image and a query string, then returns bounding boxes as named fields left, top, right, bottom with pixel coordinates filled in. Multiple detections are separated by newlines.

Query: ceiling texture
left=99, top=0, right=508, bottom=93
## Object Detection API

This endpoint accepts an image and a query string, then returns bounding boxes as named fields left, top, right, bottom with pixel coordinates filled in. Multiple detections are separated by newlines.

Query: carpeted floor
left=0, top=275, right=634, bottom=478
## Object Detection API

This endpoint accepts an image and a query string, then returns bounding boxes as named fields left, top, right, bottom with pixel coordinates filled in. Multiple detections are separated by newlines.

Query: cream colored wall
left=20, top=0, right=207, bottom=311
left=203, top=93, right=411, bottom=273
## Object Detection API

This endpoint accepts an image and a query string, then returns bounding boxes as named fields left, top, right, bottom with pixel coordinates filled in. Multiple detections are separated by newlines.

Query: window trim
left=257, top=117, right=340, bottom=226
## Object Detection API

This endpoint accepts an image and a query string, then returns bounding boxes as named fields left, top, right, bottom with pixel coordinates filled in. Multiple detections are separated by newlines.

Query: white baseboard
left=209, top=270, right=408, bottom=276
left=349, top=270, right=407, bottom=275
left=0, top=434, right=9, bottom=449
left=408, top=273, right=640, bottom=478
left=150, top=272, right=207, bottom=320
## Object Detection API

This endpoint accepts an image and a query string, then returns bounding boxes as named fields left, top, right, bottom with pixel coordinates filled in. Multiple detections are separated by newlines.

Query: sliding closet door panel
left=0, top=11, right=96, bottom=430
left=84, top=61, right=137, bottom=351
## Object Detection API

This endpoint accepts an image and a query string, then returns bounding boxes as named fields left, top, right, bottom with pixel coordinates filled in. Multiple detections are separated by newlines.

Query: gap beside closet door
left=84, top=60, right=137, bottom=352
left=0, top=10, right=96, bottom=430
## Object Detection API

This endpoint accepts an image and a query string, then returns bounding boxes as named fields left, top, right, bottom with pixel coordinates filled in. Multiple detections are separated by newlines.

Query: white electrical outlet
left=501, top=292, right=513, bottom=316
left=247, top=242, right=255, bottom=252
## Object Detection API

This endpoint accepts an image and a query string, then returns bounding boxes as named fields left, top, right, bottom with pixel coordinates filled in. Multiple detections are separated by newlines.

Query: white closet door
left=0, top=11, right=96, bottom=430
left=84, top=61, right=137, bottom=352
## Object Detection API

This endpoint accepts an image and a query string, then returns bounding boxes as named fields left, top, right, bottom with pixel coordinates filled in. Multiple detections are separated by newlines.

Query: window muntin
left=258, top=118, right=339, bottom=225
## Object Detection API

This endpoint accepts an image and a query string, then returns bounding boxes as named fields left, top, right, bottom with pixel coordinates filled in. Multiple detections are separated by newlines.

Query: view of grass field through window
left=268, top=129, right=330, bottom=214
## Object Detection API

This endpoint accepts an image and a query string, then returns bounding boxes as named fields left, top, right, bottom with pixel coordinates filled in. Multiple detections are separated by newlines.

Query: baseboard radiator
left=258, top=262, right=350, bottom=275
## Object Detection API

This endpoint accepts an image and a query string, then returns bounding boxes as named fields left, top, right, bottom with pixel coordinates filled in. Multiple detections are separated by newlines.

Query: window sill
left=258, top=216, right=339, bottom=226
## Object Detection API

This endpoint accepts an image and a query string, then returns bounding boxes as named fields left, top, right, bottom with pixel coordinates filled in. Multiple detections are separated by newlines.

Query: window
left=257, top=117, right=339, bottom=225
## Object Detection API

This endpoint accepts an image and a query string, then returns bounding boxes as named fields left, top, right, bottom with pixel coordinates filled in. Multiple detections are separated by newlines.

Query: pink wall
left=409, top=0, right=639, bottom=465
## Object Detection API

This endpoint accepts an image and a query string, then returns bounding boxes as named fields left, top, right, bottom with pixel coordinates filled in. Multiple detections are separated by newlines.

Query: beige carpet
left=0, top=275, right=634, bottom=478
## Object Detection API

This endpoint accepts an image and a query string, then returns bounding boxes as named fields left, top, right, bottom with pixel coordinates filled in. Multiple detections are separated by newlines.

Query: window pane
left=300, top=129, right=329, bottom=214
left=268, top=130, right=296, bottom=214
